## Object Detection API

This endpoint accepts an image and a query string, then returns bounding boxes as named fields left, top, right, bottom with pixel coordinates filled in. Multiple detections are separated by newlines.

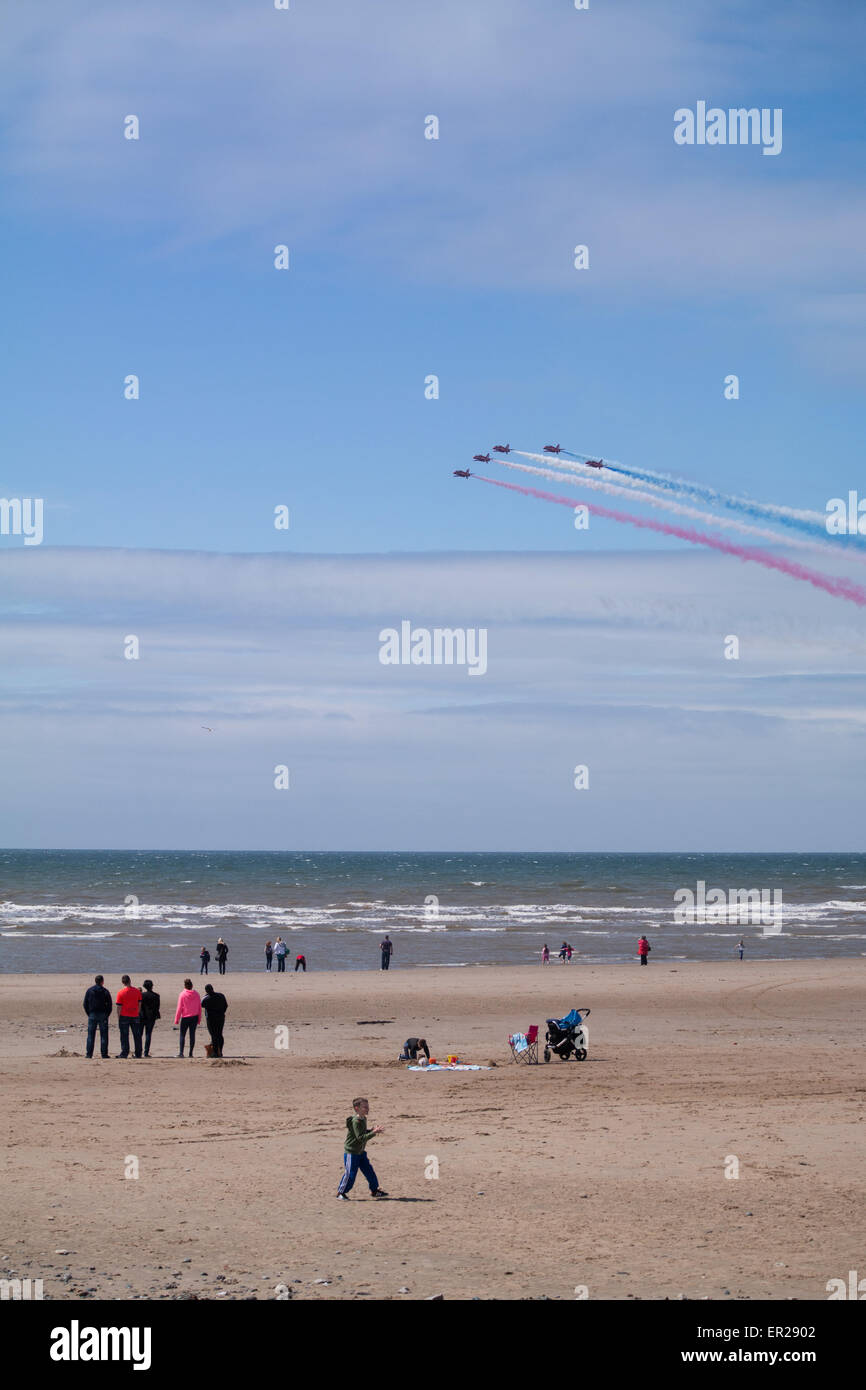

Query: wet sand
left=1, top=960, right=864, bottom=1300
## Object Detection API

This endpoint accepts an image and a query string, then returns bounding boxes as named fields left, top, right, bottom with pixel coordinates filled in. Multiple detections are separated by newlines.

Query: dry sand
left=1, top=960, right=864, bottom=1301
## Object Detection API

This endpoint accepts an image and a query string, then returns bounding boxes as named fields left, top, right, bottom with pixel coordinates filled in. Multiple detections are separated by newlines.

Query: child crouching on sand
left=336, top=1098, right=388, bottom=1200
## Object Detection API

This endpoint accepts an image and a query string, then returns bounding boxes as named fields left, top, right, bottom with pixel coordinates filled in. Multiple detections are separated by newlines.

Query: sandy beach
left=1, top=960, right=864, bottom=1301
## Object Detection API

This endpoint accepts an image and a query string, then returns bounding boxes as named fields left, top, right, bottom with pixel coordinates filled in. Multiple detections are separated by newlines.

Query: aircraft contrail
left=517, top=450, right=847, bottom=544
left=473, top=474, right=866, bottom=608
left=501, top=455, right=864, bottom=562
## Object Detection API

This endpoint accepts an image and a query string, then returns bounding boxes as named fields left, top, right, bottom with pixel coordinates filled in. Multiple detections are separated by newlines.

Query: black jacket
left=202, top=992, right=227, bottom=1017
left=83, top=985, right=113, bottom=1016
left=140, top=990, right=161, bottom=1023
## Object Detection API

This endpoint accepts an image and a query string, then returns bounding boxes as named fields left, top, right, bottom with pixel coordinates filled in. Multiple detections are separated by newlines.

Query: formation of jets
left=457, top=444, right=606, bottom=477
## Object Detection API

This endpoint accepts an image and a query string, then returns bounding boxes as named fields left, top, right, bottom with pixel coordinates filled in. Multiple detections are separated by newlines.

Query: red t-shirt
left=116, top=985, right=142, bottom=1017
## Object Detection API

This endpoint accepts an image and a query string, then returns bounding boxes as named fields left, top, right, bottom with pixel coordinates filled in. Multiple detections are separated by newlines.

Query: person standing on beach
left=737, top=938, right=745, bottom=961
left=199, top=947, right=210, bottom=976
left=115, top=975, right=143, bottom=1059
left=558, top=942, right=568, bottom=962
left=541, top=944, right=550, bottom=965
left=638, top=935, right=651, bottom=966
left=566, top=944, right=573, bottom=964
left=294, top=953, right=306, bottom=972
left=336, top=1098, right=388, bottom=1200
left=380, top=935, right=393, bottom=971
left=83, top=974, right=113, bottom=1059
left=202, top=983, right=228, bottom=1057
left=265, top=941, right=274, bottom=971
left=140, top=979, right=161, bottom=1058
left=174, top=978, right=202, bottom=1057
left=274, top=938, right=287, bottom=972
left=216, top=939, right=229, bottom=975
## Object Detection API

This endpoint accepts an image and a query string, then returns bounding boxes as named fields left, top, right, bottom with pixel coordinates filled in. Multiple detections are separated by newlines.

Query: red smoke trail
left=475, top=475, right=866, bottom=608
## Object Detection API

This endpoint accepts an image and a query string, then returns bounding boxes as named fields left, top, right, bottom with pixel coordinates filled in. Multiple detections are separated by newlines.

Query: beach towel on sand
left=407, top=1063, right=490, bottom=1071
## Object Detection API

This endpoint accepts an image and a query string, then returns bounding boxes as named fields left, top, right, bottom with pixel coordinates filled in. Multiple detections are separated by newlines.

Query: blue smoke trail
left=556, top=451, right=865, bottom=549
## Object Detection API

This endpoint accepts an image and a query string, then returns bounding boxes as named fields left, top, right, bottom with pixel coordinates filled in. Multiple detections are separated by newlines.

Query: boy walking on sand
left=336, top=1098, right=388, bottom=1200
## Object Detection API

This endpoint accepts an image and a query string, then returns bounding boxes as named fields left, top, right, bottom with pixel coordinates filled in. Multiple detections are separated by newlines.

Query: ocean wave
left=39, top=931, right=121, bottom=940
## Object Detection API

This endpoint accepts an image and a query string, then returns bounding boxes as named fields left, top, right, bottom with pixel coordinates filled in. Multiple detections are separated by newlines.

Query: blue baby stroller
left=544, top=1007, right=590, bottom=1062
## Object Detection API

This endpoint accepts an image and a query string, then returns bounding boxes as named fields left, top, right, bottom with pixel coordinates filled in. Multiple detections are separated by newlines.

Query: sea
left=1, top=850, right=866, bottom=975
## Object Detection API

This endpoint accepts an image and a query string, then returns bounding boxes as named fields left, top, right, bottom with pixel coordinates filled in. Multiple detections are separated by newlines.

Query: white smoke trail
left=548, top=450, right=831, bottom=535
left=477, top=473, right=866, bottom=609
left=500, top=456, right=864, bottom=561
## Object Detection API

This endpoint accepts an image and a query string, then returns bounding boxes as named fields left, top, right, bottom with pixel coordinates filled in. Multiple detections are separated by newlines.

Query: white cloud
left=1, top=546, right=865, bottom=848
left=3, top=0, right=865, bottom=312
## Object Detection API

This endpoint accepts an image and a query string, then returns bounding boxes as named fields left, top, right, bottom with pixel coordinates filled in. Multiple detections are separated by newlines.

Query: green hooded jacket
left=344, top=1114, right=376, bottom=1154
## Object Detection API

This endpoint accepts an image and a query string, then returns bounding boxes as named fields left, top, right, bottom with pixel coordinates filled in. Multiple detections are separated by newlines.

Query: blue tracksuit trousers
left=338, top=1150, right=379, bottom=1195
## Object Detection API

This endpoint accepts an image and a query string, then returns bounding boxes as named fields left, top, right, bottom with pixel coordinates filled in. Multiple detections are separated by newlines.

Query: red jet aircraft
left=585, top=458, right=604, bottom=468
left=493, top=444, right=511, bottom=454
left=453, top=469, right=471, bottom=478
left=473, top=453, right=491, bottom=463
left=543, top=444, right=562, bottom=454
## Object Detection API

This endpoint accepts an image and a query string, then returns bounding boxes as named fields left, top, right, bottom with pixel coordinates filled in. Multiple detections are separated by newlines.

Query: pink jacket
left=174, top=988, right=202, bottom=1024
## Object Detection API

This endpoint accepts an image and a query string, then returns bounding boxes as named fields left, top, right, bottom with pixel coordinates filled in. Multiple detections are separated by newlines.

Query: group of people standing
left=198, top=939, right=229, bottom=975
left=541, top=942, right=574, bottom=964
left=542, top=938, right=653, bottom=964
left=82, top=974, right=228, bottom=1059
left=264, top=939, right=307, bottom=972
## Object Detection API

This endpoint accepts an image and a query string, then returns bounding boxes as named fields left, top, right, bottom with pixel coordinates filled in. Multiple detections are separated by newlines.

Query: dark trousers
left=381, top=955, right=390, bottom=970
left=207, top=1019, right=225, bottom=1057
left=179, top=1016, right=198, bottom=1055
left=337, top=1151, right=379, bottom=1195
left=218, top=960, right=226, bottom=974
left=118, top=1015, right=142, bottom=1057
left=277, top=955, right=286, bottom=972
left=294, top=959, right=305, bottom=972
left=640, top=955, right=648, bottom=965
left=86, top=1013, right=110, bottom=1058
left=266, top=954, right=273, bottom=971
left=200, top=960, right=209, bottom=974
left=142, top=1019, right=156, bottom=1055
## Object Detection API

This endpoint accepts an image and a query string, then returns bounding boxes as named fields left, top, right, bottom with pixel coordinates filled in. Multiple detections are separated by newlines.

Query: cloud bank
left=2, top=546, right=865, bottom=850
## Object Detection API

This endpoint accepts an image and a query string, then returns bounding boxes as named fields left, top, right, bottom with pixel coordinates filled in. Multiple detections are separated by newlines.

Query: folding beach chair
left=508, top=1024, right=539, bottom=1064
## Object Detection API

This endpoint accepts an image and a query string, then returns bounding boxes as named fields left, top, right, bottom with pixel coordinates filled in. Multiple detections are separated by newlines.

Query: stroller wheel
left=575, top=1048, right=587, bottom=1061
left=543, top=1048, right=550, bottom=1062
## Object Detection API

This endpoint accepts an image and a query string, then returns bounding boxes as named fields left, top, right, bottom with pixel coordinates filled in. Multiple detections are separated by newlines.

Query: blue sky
left=2, top=0, right=865, bottom=553
left=1, top=1, right=865, bottom=848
